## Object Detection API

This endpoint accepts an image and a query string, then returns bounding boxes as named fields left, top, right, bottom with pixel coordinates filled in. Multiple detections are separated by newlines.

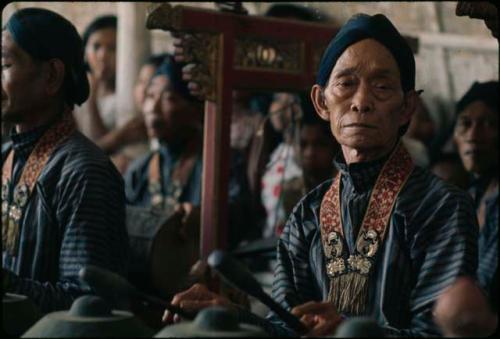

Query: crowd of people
left=1, top=3, right=497, bottom=337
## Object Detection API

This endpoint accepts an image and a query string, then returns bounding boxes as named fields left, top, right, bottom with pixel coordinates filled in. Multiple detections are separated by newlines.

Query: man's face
left=142, top=75, right=200, bottom=142
left=315, top=39, right=412, bottom=156
left=299, top=124, right=338, bottom=176
left=85, top=28, right=116, bottom=82
left=2, top=30, right=47, bottom=123
left=454, top=100, right=498, bottom=175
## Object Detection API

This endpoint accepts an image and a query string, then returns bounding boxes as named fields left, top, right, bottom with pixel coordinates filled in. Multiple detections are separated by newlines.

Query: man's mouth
left=344, top=123, right=376, bottom=129
left=464, top=149, right=484, bottom=156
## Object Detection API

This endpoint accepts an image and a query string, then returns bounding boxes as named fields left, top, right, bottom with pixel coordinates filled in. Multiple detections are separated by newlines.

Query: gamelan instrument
left=22, top=295, right=154, bottom=337
left=154, top=306, right=267, bottom=337
left=3, top=293, right=41, bottom=337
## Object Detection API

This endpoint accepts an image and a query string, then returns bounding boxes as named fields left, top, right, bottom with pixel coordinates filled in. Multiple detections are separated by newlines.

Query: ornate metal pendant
left=13, top=184, right=29, bottom=208
left=324, top=231, right=347, bottom=277
left=324, top=231, right=343, bottom=258
left=356, top=229, right=379, bottom=258
left=1, top=182, right=9, bottom=201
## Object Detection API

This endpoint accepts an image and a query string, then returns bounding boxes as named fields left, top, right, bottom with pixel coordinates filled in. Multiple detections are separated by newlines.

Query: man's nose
left=464, top=121, right=484, bottom=143
left=350, top=82, right=374, bottom=114
left=96, top=48, right=111, bottom=62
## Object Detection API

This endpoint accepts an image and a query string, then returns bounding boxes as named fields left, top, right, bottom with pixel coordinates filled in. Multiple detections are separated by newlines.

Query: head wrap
left=455, top=81, right=499, bottom=116
left=316, top=13, right=415, bottom=93
left=5, top=8, right=89, bottom=107
left=153, top=56, right=197, bottom=102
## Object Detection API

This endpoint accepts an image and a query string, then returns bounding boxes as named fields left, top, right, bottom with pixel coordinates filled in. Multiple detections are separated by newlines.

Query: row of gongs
left=4, top=292, right=385, bottom=337
left=3, top=293, right=267, bottom=337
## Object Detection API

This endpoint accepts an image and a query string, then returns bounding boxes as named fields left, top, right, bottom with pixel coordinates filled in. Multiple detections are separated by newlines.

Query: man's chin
left=340, top=138, right=378, bottom=150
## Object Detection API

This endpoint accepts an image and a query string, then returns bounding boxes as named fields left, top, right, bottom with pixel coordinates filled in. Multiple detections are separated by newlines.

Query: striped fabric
left=236, top=157, right=478, bottom=337
left=470, top=176, right=498, bottom=310
left=2, top=130, right=129, bottom=314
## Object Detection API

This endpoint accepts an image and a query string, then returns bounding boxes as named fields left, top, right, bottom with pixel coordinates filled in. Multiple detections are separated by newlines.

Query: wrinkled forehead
left=331, top=39, right=401, bottom=79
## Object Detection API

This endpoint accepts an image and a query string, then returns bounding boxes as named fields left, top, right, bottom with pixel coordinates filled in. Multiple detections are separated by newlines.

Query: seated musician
left=124, top=56, right=252, bottom=249
left=453, top=81, right=498, bottom=313
left=2, top=8, right=129, bottom=313
left=161, top=13, right=478, bottom=336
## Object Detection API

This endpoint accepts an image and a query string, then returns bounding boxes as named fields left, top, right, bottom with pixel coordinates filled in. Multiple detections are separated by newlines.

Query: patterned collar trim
left=9, top=124, right=50, bottom=161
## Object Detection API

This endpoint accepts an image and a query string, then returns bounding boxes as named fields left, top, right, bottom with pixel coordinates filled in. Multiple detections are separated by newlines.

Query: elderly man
left=2, top=8, right=128, bottom=313
left=161, top=13, right=478, bottom=337
left=453, top=81, right=498, bottom=312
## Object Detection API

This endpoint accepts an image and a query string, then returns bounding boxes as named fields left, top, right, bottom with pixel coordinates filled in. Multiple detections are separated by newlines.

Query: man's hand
left=171, top=32, right=205, bottom=101
left=291, top=301, right=343, bottom=337
left=162, top=283, right=235, bottom=324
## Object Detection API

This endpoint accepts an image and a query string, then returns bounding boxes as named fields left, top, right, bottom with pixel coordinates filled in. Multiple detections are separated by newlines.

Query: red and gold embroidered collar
left=2, top=113, right=75, bottom=255
left=320, top=142, right=414, bottom=277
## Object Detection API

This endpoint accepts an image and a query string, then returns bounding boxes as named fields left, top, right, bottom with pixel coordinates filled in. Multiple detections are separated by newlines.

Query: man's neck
left=341, top=140, right=398, bottom=165
left=15, top=103, right=64, bottom=134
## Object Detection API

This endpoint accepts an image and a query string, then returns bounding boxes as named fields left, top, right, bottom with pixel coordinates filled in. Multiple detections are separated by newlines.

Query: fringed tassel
left=328, top=272, right=369, bottom=315
left=2, top=215, right=9, bottom=250
left=3, top=217, right=19, bottom=256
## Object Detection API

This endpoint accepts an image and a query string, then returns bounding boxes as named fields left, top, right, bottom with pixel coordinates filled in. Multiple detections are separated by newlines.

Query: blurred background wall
left=3, top=1, right=498, bottom=141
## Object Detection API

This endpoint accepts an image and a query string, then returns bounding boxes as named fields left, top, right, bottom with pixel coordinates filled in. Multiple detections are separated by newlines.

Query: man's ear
left=44, top=59, right=66, bottom=97
left=311, top=84, right=331, bottom=122
left=400, top=90, right=419, bottom=127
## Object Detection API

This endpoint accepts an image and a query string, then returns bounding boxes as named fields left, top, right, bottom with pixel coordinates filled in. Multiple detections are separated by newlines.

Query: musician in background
left=124, top=55, right=253, bottom=250
left=2, top=8, right=128, bottom=313
left=453, top=81, right=498, bottom=313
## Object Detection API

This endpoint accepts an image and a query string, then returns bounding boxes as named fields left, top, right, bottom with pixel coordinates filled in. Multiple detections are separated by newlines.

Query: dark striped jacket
left=2, top=131, right=129, bottom=314
left=473, top=179, right=498, bottom=311
left=239, top=162, right=478, bottom=337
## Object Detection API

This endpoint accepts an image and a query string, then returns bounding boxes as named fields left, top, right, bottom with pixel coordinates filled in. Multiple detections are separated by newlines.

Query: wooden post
left=116, top=2, right=151, bottom=126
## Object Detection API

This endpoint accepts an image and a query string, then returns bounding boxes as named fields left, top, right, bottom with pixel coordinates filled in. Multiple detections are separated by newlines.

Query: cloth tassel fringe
left=328, top=272, right=369, bottom=315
